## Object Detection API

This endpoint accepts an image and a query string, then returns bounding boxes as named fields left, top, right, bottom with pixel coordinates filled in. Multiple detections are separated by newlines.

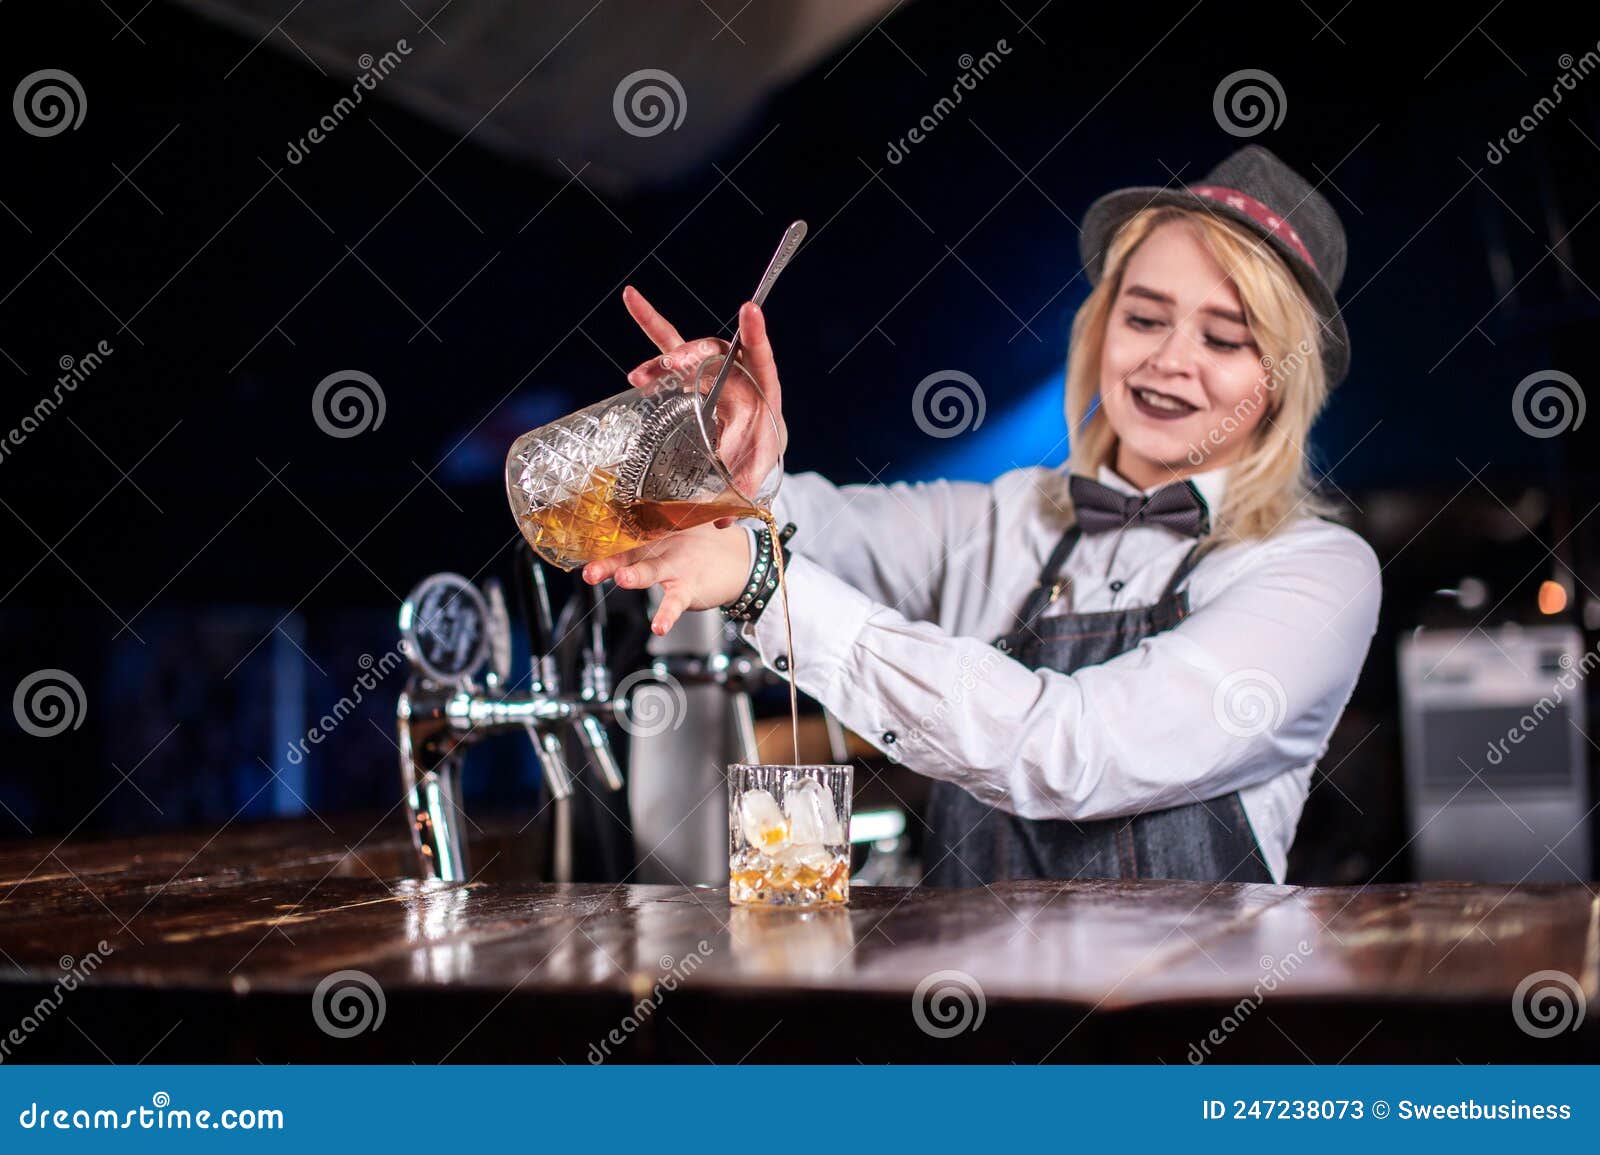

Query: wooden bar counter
left=0, top=817, right=1595, bottom=1063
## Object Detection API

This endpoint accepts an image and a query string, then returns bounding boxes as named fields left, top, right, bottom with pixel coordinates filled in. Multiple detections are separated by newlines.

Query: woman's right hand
left=620, top=285, right=789, bottom=484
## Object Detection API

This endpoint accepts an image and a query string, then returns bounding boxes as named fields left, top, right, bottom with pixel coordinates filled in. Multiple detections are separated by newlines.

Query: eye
left=1204, top=335, right=1246, bottom=351
left=1125, top=312, right=1163, bottom=331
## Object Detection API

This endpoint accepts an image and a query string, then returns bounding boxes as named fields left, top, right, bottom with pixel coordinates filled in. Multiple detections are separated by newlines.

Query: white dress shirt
left=738, top=462, right=1382, bottom=882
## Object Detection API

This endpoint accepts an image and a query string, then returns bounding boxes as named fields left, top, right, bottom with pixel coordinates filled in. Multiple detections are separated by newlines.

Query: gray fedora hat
left=1079, top=144, right=1350, bottom=385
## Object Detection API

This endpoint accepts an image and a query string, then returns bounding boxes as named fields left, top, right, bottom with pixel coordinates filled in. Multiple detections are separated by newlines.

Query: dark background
left=1, top=0, right=1597, bottom=884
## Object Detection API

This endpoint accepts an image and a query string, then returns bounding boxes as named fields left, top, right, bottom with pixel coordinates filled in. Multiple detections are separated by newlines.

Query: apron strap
left=1010, top=528, right=1207, bottom=641
left=1010, top=525, right=1083, bottom=637
left=1038, top=524, right=1083, bottom=587
left=1158, top=539, right=1208, bottom=602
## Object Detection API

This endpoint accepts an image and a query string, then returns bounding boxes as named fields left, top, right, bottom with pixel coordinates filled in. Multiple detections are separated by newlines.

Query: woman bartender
left=583, top=144, right=1382, bottom=887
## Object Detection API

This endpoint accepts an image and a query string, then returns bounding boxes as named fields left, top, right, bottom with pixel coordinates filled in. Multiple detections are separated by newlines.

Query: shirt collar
left=1095, top=461, right=1230, bottom=520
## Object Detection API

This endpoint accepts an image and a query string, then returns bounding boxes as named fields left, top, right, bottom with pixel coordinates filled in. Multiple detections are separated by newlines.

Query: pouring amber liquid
left=518, top=473, right=801, bottom=765
left=516, top=469, right=761, bottom=566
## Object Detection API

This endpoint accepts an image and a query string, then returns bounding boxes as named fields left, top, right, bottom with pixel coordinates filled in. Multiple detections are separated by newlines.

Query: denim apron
left=922, top=525, right=1273, bottom=886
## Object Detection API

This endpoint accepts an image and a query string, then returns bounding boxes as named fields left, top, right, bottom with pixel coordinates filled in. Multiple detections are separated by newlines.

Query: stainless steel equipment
left=397, top=564, right=899, bottom=888
left=396, top=568, right=624, bottom=882
left=1398, top=623, right=1592, bottom=882
left=629, top=607, right=765, bottom=884
left=628, top=605, right=878, bottom=886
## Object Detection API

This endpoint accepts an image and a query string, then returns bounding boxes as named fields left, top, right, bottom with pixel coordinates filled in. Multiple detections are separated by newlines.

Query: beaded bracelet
left=722, top=521, right=796, bottom=623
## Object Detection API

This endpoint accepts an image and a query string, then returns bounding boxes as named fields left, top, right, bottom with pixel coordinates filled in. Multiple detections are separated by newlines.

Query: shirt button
left=1109, top=579, right=1125, bottom=593
left=773, top=654, right=790, bottom=672
left=881, top=731, right=897, bottom=746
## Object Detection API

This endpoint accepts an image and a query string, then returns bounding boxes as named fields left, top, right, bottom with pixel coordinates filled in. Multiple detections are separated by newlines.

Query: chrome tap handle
left=517, top=545, right=561, bottom=693
left=580, top=577, right=614, bottom=701
left=730, top=691, right=761, bottom=764
left=573, top=713, right=625, bottom=792
left=398, top=574, right=493, bottom=884
left=399, top=701, right=469, bottom=882
left=528, top=554, right=557, bottom=643
left=530, top=725, right=573, bottom=800
left=482, top=578, right=512, bottom=691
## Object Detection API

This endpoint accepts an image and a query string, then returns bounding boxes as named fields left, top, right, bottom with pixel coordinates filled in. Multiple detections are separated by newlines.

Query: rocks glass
left=729, top=763, right=852, bottom=907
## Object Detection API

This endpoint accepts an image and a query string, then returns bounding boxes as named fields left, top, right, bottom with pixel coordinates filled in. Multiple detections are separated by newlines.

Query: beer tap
left=481, top=577, right=513, bottom=690
left=396, top=561, right=625, bottom=883
left=521, top=558, right=574, bottom=803
left=573, top=578, right=625, bottom=792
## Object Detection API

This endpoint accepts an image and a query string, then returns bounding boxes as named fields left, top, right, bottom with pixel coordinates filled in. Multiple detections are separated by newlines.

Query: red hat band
left=1187, top=183, right=1316, bottom=272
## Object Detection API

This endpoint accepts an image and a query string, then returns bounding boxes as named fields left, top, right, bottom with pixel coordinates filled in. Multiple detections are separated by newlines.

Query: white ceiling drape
left=179, top=0, right=902, bottom=193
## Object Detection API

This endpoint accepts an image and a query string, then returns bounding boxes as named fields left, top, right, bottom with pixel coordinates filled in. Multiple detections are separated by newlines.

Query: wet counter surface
left=0, top=817, right=1596, bottom=1062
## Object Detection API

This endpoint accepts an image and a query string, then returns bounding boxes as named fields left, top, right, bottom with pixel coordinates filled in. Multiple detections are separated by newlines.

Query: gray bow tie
left=1068, top=475, right=1210, bottom=537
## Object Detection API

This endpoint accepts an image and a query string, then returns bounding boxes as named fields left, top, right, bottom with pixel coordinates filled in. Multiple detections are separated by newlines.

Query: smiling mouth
left=1130, top=385, right=1200, bottom=418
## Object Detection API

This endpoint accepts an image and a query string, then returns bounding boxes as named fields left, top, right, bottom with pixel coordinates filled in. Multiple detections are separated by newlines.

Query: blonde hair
left=1064, top=206, right=1337, bottom=547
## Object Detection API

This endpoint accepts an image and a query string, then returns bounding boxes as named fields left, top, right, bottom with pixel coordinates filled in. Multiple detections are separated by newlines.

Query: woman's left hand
left=582, top=522, right=753, bottom=636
